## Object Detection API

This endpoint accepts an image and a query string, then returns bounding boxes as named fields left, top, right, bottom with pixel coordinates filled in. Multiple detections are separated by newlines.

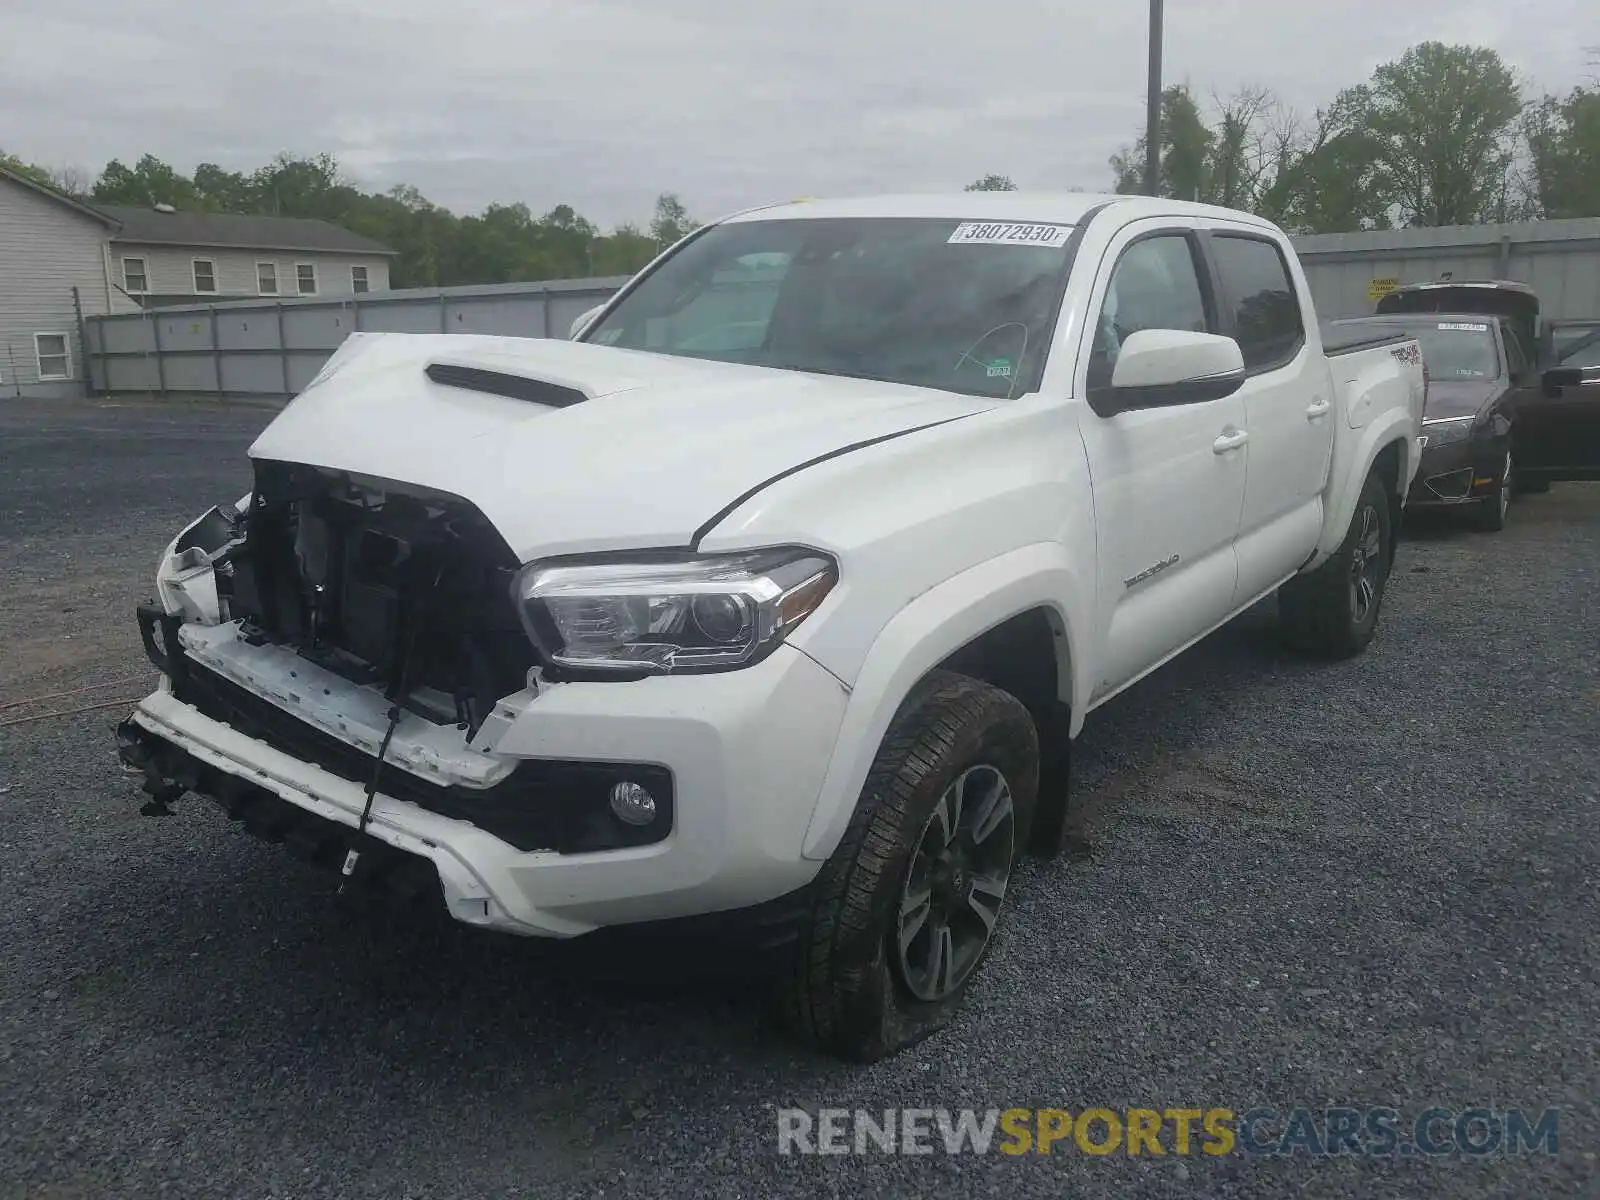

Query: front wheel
left=783, top=671, right=1038, bottom=1062
left=1279, top=469, right=1394, bottom=659
left=1473, top=449, right=1512, bottom=532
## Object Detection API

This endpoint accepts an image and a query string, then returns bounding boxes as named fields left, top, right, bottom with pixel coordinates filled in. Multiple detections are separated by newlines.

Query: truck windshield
left=1411, top=322, right=1500, bottom=380
left=582, top=216, right=1076, bottom=399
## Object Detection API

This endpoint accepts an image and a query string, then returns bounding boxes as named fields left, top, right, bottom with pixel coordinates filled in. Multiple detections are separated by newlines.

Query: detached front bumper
left=122, top=609, right=848, bottom=939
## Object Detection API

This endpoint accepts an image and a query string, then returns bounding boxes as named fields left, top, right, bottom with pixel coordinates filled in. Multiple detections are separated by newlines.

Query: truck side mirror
left=1092, top=330, right=1247, bottom=416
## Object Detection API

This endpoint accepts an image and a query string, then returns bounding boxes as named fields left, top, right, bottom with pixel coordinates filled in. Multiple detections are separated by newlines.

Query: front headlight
left=514, top=548, right=837, bottom=675
left=1421, top=416, right=1475, bottom=446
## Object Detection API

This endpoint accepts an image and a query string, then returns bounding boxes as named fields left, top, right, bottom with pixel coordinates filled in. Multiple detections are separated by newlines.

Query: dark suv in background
left=1336, top=281, right=1600, bottom=531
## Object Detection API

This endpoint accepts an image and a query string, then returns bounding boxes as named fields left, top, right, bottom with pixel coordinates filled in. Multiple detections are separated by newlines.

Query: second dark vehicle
left=1334, top=311, right=1524, bottom=530
left=1336, top=285, right=1600, bottom=531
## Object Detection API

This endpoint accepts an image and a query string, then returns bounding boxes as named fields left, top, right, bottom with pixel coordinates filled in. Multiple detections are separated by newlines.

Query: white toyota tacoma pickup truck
left=118, top=193, right=1424, bottom=1062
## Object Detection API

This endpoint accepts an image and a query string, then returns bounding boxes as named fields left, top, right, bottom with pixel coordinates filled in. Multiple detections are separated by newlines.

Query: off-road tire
left=1278, top=469, right=1394, bottom=659
left=784, top=670, right=1039, bottom=1062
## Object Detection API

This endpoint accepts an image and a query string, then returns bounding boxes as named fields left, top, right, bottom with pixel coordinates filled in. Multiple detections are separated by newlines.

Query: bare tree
left=48, top=164, right=93, bottom=198
left=1206, top=86, right=1281, bottom=209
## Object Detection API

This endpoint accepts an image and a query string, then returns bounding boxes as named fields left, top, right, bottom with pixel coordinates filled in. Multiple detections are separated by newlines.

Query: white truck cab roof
left=723, top=191, right=1284, bottom=233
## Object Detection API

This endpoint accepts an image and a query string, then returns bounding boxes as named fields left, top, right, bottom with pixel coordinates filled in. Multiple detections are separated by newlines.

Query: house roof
left=0, top=163, right=121, bottom=228
left=97, top=204, right=397, bottom=256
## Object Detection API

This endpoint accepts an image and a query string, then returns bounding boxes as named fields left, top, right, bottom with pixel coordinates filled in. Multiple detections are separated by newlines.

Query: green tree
left=1349, top=42, right=1524, bottom=226
left=0, top=150, right=55, bottom=188
left=1109, top=85, right=1215, bottom=200
left=249, top=152, right=349, bottom=217
left=91, top=154, right=205, bottom=208
left=1523, top=87, right=1600, bottom=218
left=1262, top=92, right=1394, bottom=233
left=591, top=222, right=661, bottom=275
left=964, top=174, right=1017, bottom=191
left=191, top=163, right=255, bottom=211
left=1109, top=85, right=1303, bottom=213
left=61, top=147, right=693, bottom=288
left=648, top=192, right=695, bottom=248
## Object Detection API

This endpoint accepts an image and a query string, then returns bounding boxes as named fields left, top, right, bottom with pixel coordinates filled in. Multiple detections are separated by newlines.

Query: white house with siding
left=0, top=165, right=395, bottom=399
left=98, top=206, right=395, bottom=309
left=0, top=165, right=137, bottom=399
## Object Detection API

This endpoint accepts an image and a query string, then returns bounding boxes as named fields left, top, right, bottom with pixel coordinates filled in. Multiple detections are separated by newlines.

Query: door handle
left=1305, top=397, right=1332, bottom=419
left=1212, top=428, right=1249, bottom=454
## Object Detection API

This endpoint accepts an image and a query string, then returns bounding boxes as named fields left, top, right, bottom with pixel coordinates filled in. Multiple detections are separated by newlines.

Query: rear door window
left=1209, top=234, right=1305, bottom=373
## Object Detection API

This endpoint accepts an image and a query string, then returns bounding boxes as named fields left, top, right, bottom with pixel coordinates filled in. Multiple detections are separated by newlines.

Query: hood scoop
left=425, top=360, right=589, bottom=409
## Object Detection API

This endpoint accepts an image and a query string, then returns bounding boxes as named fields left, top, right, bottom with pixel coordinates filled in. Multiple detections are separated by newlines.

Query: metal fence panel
left=157, top=311, right=213, bottom=354
left=1293, top=222, right=1600, bottom=323
left=224, top=354, right=288, bottom=396
left=105, top=352, right=160, bottom=393
left=216, top=307, right=279, bottom=351
left=287, top=352, right=333, bottom=393
left=281, top=304, right=353, bottom=351
left=99, top=315, right=157, bottom=356
left=83, top=275, right=630, bottom=403
left=445, top=293, right=550, bottom=337
left=164, top=353, right=219, bottom=393
left=356, top=299, right=448, bottom=336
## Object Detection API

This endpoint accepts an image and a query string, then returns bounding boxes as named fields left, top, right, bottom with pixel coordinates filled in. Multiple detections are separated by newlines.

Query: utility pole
left=1144, top=0, right=1164, bottom=197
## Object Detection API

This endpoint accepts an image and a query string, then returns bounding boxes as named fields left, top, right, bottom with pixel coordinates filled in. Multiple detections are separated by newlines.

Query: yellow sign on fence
left=1367, top=277, right=1400, bottom=302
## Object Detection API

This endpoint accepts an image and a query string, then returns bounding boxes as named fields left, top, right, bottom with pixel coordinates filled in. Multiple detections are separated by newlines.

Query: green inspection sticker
left=986, top=358, right=1013, bottom=378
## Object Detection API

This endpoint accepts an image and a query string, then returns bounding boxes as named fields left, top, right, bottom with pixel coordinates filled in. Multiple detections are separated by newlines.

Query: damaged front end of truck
left=117, top=456, right=676, bottom=911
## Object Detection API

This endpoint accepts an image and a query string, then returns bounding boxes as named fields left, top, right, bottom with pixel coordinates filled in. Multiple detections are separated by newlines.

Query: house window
left=257, top=262, right=279, bottom=295
left=123, top=257, right=148, bottom=294
left=351, top=265, right=370, bottom=294
left=35, top=333, right=71, bottom=381
left=296, top=263, right=318, bottom=295
left=193, top=259, right=217, bottom=294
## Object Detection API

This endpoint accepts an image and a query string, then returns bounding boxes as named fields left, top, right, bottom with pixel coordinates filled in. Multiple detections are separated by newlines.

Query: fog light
left=609, top=780, right=658, bottom=826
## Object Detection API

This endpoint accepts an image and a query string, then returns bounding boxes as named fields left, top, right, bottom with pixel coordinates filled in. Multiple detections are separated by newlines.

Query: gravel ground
left=2, top=397, right=1596, bottom=1199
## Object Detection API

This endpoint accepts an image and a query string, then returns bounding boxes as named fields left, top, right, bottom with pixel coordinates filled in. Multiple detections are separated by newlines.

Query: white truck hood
left=248, top=333, right=992, bottom=561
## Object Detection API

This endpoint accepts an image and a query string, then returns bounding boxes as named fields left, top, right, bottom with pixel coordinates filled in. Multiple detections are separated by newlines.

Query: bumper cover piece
left=135, top=605, right=675, bottom=855
left=117, top=711, right=814, bottom=948
left=118, top=715, right=442, bottom=904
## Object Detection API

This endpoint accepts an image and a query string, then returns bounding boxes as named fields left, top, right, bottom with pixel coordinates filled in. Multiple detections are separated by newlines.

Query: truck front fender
left=798, top=542, right=1089, bottom=862
left=1306, top=411, right=1417, bottom=572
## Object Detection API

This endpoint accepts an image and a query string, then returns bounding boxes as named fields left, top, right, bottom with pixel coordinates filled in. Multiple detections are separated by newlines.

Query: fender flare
left=1306, top=412, right=1417, bottom=571
left=798, top=542, right=1089, bottom=862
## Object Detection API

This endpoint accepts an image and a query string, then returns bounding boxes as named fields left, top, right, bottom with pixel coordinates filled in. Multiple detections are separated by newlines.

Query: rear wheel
left=784, top=670, right=1038, bottom=1062
left=1473, top=449, right=1512, bottom=532
left=1279, top=469, right=1394, bottom=659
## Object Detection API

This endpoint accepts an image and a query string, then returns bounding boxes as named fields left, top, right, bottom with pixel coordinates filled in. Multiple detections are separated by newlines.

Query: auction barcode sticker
left=1437, top=322, right=1489, bottom=331
left=948, top=222, right=1072, bottom=247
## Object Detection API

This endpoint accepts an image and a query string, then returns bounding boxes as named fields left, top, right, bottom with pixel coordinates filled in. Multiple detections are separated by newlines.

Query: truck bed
left=1321, top=320, right=1412, bottom=358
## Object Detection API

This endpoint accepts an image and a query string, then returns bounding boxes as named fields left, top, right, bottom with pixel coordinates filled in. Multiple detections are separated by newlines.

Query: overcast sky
left=0, top=0, right=1592, bottom=229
